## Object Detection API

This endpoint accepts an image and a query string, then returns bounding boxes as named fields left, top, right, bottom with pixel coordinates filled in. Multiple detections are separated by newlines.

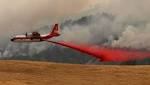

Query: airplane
left=11, top=24, right=60, bottom=42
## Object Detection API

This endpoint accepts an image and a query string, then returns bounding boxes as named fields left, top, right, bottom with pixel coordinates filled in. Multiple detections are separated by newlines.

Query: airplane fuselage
left=11, top=24, right=60, bottom=43
left=11, top=35, right=43, bottom=42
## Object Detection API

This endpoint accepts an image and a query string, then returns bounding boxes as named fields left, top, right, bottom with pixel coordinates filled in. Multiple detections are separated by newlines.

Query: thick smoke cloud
left=112, top=24, right=150, bottom=50
left=58, top=0, right=150, bottom=50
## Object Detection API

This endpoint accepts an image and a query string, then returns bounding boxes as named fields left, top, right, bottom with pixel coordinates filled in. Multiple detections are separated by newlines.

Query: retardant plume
left=48, top=41, right=150, bottom=62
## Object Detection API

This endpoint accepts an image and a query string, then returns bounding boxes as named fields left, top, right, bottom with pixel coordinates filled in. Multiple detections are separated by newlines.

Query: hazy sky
left=1, top=0, right=150, bottom=59
left=0, top=0, right=97, bottom=47
left=1, top=0, right=150, bottom=50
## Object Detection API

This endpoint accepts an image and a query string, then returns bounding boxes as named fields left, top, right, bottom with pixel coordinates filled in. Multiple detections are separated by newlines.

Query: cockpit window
left=32, top=32, right=40, bottom=37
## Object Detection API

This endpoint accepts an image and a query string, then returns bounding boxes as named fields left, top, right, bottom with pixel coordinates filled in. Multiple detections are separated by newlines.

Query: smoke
left=57, top=0, right=150, bottom=50
left=2, top=42, right=51, bottom=58
left=112, top=24, right=150, bottom=50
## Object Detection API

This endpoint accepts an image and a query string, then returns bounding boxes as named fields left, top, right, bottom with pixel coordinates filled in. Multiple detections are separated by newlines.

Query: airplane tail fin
left=50, top=24, right=60, bottom=37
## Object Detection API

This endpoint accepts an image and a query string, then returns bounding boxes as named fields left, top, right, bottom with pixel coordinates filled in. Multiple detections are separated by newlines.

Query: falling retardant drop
left=48, top=41, right=150, bottom=62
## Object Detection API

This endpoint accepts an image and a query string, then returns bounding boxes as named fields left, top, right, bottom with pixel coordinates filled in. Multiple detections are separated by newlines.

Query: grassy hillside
left=0, top=60, right=149, bottom=85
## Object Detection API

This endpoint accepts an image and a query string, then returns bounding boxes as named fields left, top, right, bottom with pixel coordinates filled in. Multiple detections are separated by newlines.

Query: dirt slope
left=0, top=60, right=149, bottom=85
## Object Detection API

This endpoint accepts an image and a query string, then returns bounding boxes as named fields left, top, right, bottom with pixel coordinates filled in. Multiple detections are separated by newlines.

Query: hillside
left=0, top=60, right=149, bottom=85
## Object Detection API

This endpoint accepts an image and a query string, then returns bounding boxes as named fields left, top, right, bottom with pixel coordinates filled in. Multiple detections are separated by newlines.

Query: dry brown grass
left=0, top=60, right=149, bottom=85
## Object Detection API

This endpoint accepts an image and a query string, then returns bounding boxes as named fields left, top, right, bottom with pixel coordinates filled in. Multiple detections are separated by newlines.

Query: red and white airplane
left=11, top=24, right=60, bottom=42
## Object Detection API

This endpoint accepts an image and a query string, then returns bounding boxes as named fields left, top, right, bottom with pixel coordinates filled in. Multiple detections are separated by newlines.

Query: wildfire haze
left=0, top=1, right=150, bottom=85
left=0, top=0, right=150, bottom=64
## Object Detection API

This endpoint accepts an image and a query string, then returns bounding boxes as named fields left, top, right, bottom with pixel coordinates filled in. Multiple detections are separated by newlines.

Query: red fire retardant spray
left=48, top=41, right=150, bottom=62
